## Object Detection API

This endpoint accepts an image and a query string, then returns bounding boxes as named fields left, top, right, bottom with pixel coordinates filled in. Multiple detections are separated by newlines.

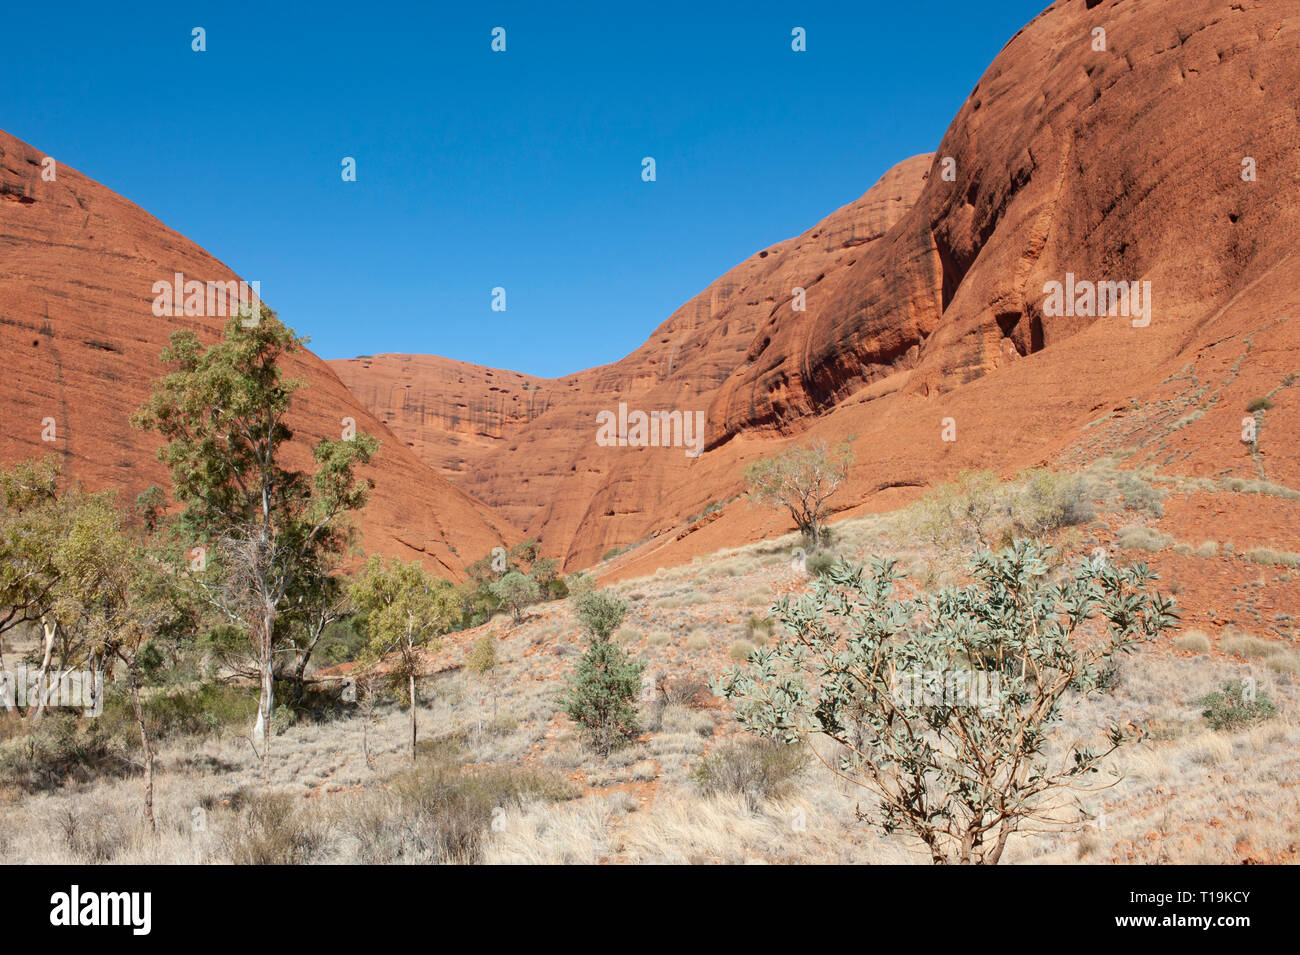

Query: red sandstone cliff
left=0, top=131, right=520, bottom=578
left=333, top=0, right=1300, bottom=575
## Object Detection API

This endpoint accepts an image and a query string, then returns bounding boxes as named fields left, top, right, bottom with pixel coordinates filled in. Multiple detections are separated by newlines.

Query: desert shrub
left=1246, top=397, right=1274, bottom=412
left=744, top=441, right=853, bottom=550
left=1199, top=680, right=1277, bottom=731
left=488, top=571, right=541, bottom=623
left=654, top=672, right=710, bottom=708
left=1245, top=548, right=1300, bottom=568
left=613, top=626, right=640, bottom=645
left=745, top=615, right=776, bottom=643
left=560, top=636, right=646, bottom=756
left=1218, top=631, right=1276, bottom=658
left=912, top=470, right=1004, bottom=549
left=59, top=807, right=130, bottom=863
left=806, top=552, right=837, bottom=577
left=1008, top=469, right=1096, bottom=537
left=1173, top=630, right=1212, bottom=653
left=1118, top=524, right=1173, bottom=552
left=685, top=630, right=710, bottom=650
left=730, top=639, right=757, bottom=662
left=1116, top=472, right=1165, bottom=518
left=691, top=738, right=806, bottom=810
left=345, top=751, right=576, bottom=864
left=719, top=541, right=1176, bottom=864
left=562, top=588, right=645, bottom=755
left=572, top=589, right=628, bottom=640
left=465, top=635, right=498, bottom=675
left=224, top=792, right=323, bottom=865
left=0, top=711, right=134, bottom=793
left=140, top=682, right=259, bottom=740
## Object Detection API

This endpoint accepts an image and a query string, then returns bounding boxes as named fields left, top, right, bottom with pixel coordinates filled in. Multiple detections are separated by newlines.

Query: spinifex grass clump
left=719, top=541, right=1177, bottom=864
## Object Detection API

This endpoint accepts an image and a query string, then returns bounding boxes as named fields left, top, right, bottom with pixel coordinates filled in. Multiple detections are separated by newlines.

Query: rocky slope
left=334, top=0, right=1300, bottom=574
left=0, top=130, right=519, bottom=578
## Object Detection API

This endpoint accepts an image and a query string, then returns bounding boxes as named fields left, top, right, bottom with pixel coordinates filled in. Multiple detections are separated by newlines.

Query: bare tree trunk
left=408, top=669, right=417, bottom=761
left=30, top=618, right=58, bottom=720
left=257, top=607, right=275, bottom=779
left=127, top=665, right=156, bottom=832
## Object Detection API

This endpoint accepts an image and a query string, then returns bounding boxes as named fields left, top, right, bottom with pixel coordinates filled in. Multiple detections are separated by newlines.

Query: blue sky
left=4, top=1, right=1048, bottom=377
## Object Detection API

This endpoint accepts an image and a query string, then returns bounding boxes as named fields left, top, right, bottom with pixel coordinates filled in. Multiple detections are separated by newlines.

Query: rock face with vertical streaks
left=333, top=0, right=1300, bottom=574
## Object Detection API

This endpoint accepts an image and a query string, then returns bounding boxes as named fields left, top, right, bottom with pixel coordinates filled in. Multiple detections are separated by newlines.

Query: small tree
left=561, top=589, right=644, bottom=755
left=350, top=556, right=457, bottom=760
left=132, top=309, right=377, bottom=772
left=718, top=542, right=1177, bottom=864
left=58, top=499, right=192, bottom=831
left=488, top=570, right=540, bottom=623
left=465, top=634, right=499, bottom=730
left=744, top=440, right=852, bottom=550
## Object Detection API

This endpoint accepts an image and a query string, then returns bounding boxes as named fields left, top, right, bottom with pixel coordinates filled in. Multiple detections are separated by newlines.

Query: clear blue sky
left=4, top=1, right=1047, bottom=377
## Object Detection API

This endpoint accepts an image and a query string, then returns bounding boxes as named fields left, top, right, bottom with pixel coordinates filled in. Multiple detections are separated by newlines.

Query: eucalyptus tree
left=133, top=307, right=377, bottom=771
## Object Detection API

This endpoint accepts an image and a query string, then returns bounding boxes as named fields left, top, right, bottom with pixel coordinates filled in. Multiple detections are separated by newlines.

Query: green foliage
left=487, top=570, right=541, bottom=623
left=131, top=310, right=378, bottom=746
left=560, top=636, right=646, bottom=756
left=718, top=541, right=1177, bottom=864
left=1246, top=396, right=1274, bottom=412
left=457, top=541, right=565, bottom=627
left=572, top=589, right=627, bottom=639
left=744, top=440, right=853, bottom=550
left=350, top=556, right=457, bottom=672
left=1199, top=680, right=1277, bottom=731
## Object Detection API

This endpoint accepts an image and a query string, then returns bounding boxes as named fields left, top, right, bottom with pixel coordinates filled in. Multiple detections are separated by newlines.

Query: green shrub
left=572, top=589, right=628, bottom=640
left=691, top=738, right=806, bottom=810
left=1199, top=680, right=1276, bottom=731
left=718, top=541, right=1176, bottom=864
left=1008, top=469, right=1095, bottom=537
left=1246, top=397, right=1274, bottom=412
left=560, top=636, right=646, bottom=756
left=562, top=588, right=645, bottom=755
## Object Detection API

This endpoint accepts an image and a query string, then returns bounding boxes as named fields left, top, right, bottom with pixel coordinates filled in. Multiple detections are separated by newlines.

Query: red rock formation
left=0, top=130, right=519, bottom=578
left=334, top=0, right=1300, bottom=576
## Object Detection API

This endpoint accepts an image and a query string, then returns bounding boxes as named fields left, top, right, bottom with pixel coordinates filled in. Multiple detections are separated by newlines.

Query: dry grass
left=4, top=474, right=1298, bottom=865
